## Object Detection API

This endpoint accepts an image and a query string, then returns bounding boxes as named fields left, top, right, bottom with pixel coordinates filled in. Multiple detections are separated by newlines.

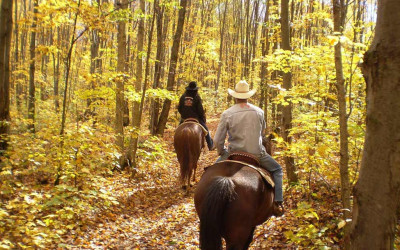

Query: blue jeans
left=216, top=149, right=283, bottom=202
left=198, top=120, right=213, bottom=149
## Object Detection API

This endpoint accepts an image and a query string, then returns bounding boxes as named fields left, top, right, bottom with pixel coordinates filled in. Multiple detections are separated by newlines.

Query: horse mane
left=200, top=177, right=236, bottom=250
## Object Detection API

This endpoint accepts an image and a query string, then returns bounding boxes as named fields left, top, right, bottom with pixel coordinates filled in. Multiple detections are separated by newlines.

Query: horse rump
left=174, top=125, right=203, bottom=187
left=199, top=177, right=236, bottom=250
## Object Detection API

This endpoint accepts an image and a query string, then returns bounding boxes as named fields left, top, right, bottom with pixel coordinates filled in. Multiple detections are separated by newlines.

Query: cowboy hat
left=186, top=81, right=198, bottom=90
left=228, top=80, right=256, bottom=99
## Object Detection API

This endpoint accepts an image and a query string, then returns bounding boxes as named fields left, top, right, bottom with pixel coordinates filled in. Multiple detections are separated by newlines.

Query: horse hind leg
left=192, top=163, right=197, bottom=183
left=226, top=226, right=256, bottom=250
left=244, top=227, right=256, bottom=249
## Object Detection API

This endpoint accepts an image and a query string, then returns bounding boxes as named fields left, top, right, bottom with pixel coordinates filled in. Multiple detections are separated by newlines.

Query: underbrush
left=0, top=115, right=175, bottom=248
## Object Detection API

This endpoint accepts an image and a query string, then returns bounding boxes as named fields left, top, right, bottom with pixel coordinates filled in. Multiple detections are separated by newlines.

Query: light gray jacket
left=213, top=103, right=266, bottom=157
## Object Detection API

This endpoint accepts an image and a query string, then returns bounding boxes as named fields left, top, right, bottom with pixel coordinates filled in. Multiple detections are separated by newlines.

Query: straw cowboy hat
left=228, top=80, right=256, bottom=99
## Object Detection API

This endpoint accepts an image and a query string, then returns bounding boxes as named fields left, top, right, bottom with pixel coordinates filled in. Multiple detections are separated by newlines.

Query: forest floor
left=62, top=116, right=341, bottom=249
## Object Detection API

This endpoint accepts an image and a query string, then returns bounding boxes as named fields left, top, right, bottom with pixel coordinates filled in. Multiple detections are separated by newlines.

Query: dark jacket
left=178, top=91, right=206, bottom=123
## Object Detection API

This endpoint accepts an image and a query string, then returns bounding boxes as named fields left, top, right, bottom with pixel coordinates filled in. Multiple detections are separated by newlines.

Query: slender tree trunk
left=13, top=0, right=19, bottom=109
left=88, top=30, right=100, bottom=107
left=125, top=0, right=144, bottom=167
left=281, top=0, right=298, bottom=183
left=115, top=0, right=128, bottom=152
left=350, top=0, right=400, bottom=248
left=28, top=0, right=38, bottom=133
left=250, top=0, right=260, bottom=85
left=40, top=32, right=48, bottom=101
left=128, top=0, right=157, bottom=170
left=132, top=0, right=145, bottom=128
left=155, top=0, right=188, bottom=136
left=150, top=3, right=164, bottom=135
left=243, top=0, right=250, bottom=79
left=216, top=0, right=228, bottom=93
left=333, top=0, right=352, bottom=239
left=259, top=0, right=270, bottom=123
left=0, top=0, right=13, bottom=155
left=55, top=1, right=84, bottom=186
left=60, top=1, right=83, bottom=136
left=20, top=0, right=27, bottom=109
left=52, top=27, right=60, bottom=112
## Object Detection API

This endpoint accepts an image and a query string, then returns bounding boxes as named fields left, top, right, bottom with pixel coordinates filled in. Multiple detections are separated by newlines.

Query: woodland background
left=0, top=0, right=398, bottom=249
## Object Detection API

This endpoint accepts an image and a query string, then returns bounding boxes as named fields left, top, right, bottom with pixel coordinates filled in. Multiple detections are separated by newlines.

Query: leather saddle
left=227, top=151, right=275, bottom=188
left=228, top=151, right=260, bottom=167
left=180, top=118, right=208, bottom=135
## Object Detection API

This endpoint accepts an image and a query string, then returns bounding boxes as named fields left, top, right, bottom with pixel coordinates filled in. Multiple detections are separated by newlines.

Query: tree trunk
left=155, top=0, right=188, bottom=136
left=88, top=30, right=100, bottom=107
left=281, top=0, right=298, bottom=184
left=28, top=0, right=38, bottom=133
left=216, top=0, right=228, bottom=93
left=13, top=0, right=19, bottom=109
left=128, top=0, right=157, bottom=170
left=0, top=0, right=13, bottom=154
left=115, top=0, right=128, bottom=151
left=259, top=0, right=270, bottom=123
left=250, top=0, right=260, bottom=86
left=52, top=27, right=60, bottom=112
left=132, top=0, right=145, bottom=129
left=243, top=0, right=251, bottom=79
left=350, top=0, right=400, bottom=248
left=60, top=1, right=83, bottom=136
left=332, top=0, right=352, bottom=238
left=150, top=2, right=164, bottom=135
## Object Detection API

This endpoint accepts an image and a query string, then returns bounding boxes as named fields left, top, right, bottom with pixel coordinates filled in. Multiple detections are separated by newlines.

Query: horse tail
left=200, top=177, right=236, bottom=250
left=178, top=127, right=192, bottom=184
left=180, top=143, right=191, bottom=183
left=178, top=126, right=201, bottom=185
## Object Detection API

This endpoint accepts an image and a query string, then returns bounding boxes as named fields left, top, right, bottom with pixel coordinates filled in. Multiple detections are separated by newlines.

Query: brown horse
left=174, top=121, right=205, bottom=189
left=194, top=161, right=275, bottom=249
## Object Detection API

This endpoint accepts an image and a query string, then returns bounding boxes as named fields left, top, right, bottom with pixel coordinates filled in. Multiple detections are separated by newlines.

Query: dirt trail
left=65, top=117, right=292, bottom=249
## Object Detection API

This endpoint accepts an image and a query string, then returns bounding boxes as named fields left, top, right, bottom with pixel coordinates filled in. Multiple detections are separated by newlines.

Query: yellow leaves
left=0, top=239, right=15, bottom=249
left=337, top=220, right=346, bottom=229
left=24, top=195, right=36, bottom=205
left=0, top=208, right=9, bottom=220
left=327, top=35, right=339, bottom=46
left=327, top=34, right=368, bottom=51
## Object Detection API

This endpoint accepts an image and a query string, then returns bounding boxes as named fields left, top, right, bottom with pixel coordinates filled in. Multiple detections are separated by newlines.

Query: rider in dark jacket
left=178, top=81, right=214, bottom=150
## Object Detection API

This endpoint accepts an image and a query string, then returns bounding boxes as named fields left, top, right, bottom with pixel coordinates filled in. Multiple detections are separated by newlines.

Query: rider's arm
left=177, top=94, right=185, bottom=115
left=196, top=95, right=206, bottom=123
left=261, top=112, right=266, bottom=137
left=213, top=112, right=228, bottom=155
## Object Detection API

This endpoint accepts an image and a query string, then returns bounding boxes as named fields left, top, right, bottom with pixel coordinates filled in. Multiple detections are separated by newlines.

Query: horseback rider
left=178, top=81, right=214, bottom=151
left=213, top=80, right=284, bottom=217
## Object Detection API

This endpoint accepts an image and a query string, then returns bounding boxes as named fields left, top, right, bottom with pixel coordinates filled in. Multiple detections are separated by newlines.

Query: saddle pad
left=177, top=121, right=208, bottom=135
left=220, top=160, right=275, bottom=188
